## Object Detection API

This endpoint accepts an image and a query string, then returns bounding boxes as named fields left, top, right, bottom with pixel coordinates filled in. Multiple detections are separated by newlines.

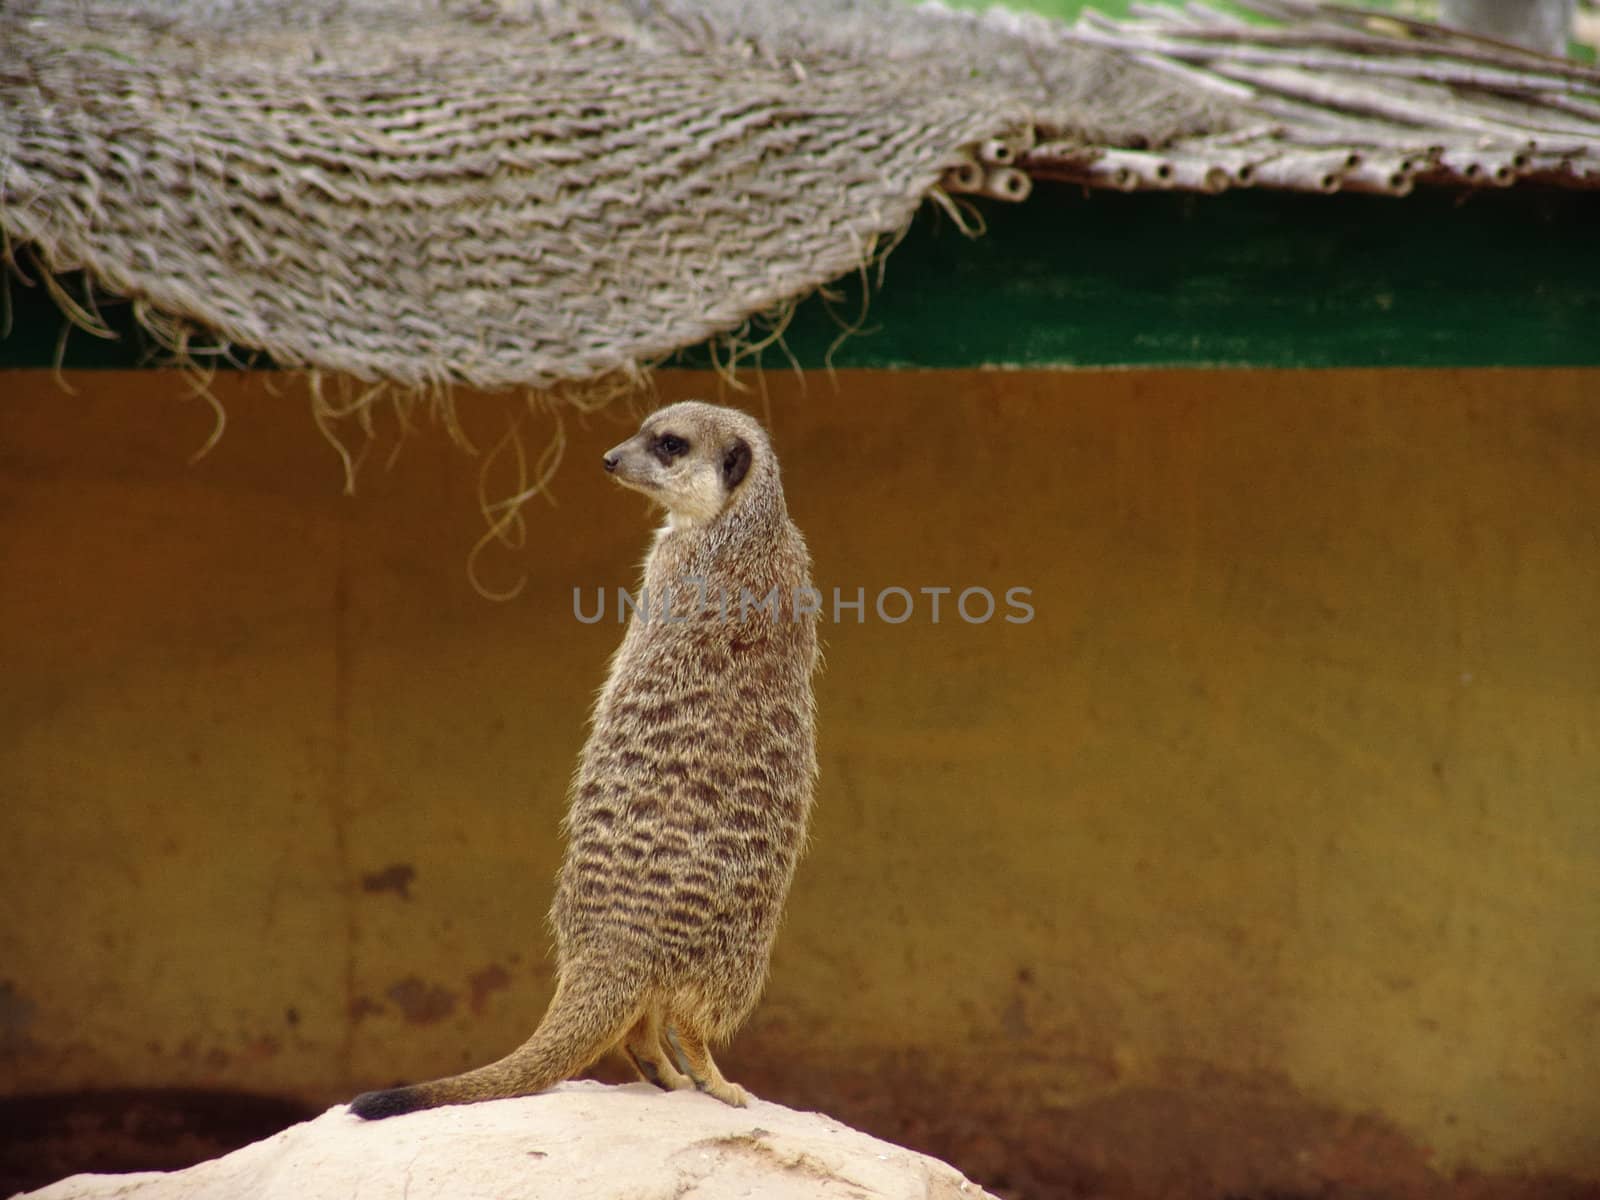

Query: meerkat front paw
left=705, top=1079, right=749, bottom=1108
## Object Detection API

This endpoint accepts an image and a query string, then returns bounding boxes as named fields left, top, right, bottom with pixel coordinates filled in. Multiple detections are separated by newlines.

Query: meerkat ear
left=722, top=437, right=752, bottom=490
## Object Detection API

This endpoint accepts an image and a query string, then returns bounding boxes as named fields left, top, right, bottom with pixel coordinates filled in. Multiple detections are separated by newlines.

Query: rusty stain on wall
left=0, top=982, right=38, bottom=1055
left=359, top=864, right=416, bottom=900
left=468, top=965, right=512, bottom=1016
left=384, top=977, right=458, bottom=1026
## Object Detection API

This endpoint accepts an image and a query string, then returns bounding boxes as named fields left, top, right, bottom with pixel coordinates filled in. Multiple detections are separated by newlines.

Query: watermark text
left=572, top=579, right=1034, bottom=625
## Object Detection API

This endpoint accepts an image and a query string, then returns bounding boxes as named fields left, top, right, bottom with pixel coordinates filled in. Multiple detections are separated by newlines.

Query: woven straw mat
left=0, top=0, right=1235, bottom=391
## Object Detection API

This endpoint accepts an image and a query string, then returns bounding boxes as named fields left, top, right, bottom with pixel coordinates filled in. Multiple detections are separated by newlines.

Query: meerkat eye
left=652, top=433, right=690, bottom=464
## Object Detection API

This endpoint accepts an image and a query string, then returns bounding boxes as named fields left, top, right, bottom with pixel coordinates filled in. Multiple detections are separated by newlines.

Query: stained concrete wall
left=2, top=368, right=1597, bottom=1189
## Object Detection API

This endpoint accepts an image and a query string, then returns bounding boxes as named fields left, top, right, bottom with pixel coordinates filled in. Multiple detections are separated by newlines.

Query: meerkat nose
left=603, top=453, right=619, bottom=473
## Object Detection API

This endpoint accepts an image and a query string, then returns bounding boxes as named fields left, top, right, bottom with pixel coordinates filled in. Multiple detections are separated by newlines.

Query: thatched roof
left=2, top=0, right=1597, bottom=393
left=1022, top=0, right=1600, bottom=195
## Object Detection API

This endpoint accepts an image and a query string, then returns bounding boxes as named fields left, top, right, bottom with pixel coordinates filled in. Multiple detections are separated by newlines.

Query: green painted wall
left=5, top=189, right=1598, bottom=373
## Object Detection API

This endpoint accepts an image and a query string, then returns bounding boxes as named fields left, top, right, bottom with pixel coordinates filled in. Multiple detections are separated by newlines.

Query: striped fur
left=351, top=402, right=817, bottom=1117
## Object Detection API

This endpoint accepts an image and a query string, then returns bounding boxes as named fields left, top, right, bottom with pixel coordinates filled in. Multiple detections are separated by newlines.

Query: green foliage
left=924, top=0, right=1434, bottom=20
left=919, top=2, right=1595, bottom=67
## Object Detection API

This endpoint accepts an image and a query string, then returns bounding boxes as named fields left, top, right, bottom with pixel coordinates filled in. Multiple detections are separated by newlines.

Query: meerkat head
left=602, top=401, right=770, bottom=528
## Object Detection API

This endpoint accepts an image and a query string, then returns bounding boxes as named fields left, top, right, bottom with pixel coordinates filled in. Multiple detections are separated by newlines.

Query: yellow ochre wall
left=1, top=368, right=1597, bottom=1181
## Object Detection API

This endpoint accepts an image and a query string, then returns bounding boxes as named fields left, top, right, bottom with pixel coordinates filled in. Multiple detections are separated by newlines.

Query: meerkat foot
left=624, top=1009, right=695, bottom=1092
left=664, top=1024, right=749, bottom=1108
left=708, top=1078, right=750, bottom=1108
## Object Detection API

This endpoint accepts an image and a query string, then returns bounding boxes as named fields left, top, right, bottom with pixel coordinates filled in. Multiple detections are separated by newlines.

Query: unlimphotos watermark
left=572, top=578, right=1034, bottom=625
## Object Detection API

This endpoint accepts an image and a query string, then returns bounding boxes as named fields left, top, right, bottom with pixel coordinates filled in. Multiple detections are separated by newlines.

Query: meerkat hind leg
left=623, top=1007, right=694, bottom=1092
left=663, top=1023, right=749, bottom=1108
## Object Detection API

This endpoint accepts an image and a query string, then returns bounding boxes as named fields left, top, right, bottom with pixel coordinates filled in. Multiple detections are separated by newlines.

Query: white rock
left=20, top=1081, right=995, bottom=1200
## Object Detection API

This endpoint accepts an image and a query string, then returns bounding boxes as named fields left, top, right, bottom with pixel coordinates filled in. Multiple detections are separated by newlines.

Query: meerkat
left=349, top=401, right=818, bottom=1118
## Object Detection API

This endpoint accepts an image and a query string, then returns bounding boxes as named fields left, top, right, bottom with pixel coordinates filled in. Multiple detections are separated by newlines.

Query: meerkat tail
left=348, top=970, right=639, bottom=1120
